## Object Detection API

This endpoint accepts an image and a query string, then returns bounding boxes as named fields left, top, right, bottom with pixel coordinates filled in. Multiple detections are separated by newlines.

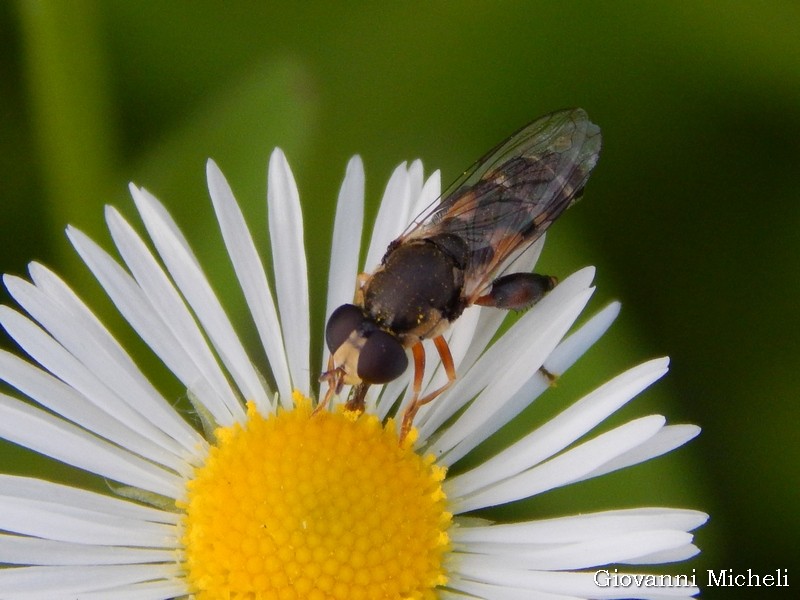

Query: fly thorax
left=363, top=238, right=465, bottom=337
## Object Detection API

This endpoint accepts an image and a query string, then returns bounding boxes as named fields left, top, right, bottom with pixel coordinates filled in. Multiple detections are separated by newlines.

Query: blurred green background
left=1, top=1, right=797, bottom=597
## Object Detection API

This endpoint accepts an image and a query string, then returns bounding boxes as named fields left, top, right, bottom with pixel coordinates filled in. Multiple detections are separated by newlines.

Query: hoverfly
left=320, top=108, right=601, bottom=440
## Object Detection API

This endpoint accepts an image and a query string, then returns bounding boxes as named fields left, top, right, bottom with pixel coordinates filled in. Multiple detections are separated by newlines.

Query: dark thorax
left=362, top=234, right=468, bottom=343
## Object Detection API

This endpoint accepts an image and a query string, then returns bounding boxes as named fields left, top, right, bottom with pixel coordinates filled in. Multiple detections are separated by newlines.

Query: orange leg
left=400, top=335, right=457, bottom=441
left=314, top=354, right=339, bottom=415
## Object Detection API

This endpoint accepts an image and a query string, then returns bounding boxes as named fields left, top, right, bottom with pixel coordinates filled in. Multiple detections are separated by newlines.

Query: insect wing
left=399, top=108, right=601, bottom=301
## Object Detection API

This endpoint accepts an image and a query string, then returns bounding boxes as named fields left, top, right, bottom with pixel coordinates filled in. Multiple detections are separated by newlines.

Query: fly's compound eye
left=325, top=304, right=365, bottom=352
left=357, top=330, right=408, bottom=384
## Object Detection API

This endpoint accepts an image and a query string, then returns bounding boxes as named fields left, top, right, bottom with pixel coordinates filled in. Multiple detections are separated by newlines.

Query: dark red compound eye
left=325, top=304, right=365, bottom=352
left=357, top=330, right=408, bottom=384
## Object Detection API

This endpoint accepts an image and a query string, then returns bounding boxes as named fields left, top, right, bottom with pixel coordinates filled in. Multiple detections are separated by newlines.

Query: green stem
left=16, top=0, right=117, bottom=244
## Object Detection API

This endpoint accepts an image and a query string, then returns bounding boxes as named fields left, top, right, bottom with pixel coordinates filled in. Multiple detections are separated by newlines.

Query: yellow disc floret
left=180, top=392, right=451, bottom=600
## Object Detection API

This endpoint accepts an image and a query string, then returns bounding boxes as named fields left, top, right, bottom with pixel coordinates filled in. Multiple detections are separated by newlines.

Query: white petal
left=0, top=498, right=176, bottom=548
left=447, top=575, right=580, bottom=600
left=76, top=579, right=189, bottom=600
left=267, top=149, right=310, bottom=397
left=326, top=155, right=366, bottom=306
left=373, top=367, right=414, bottom=420
left=450, top=560, right=699, bottom=598
left=449, top=415, right=666, bottom=513
left=130, top=184, right=270, bottom=411
left=206, top=159, right=291, bottom=406
left=445, top=358, right=669, bottom=497
left=407, top=159, right=424, bottom=206
left=578, top=424, right=701, bottom=482
left=436, top=586, right=487, bottom=600
left=404, top=247, right=546, bottom=427
left=106, top=206, right=242, bottom=425
left=420, top=267, right=597, bottom=443
left=0, top=394, right=182, bottom=498
left=0, top=344, right=187, bottom=475
left=452, top=529, right=694, bottom=570
left=364, top=162, right=411, bottom=270
left=0, top=475, right=178, bottom=523
left=0, top=535, right=175, bottom=565
left=4, top=267, right=202, bottom=459
left=426, top=286, right=594, bottom=450
left=322, top=156, right=365, bottom=376
left=0, top=565, right=182, bottom=598
left=621, top=544, right=701, bottom=565
left=440, top=238, right=550, bottom=399
left=416, top=169, right=441, bottom=216
left=451, top=508, right=708, bottom=545
left=544, top=301, right=621, bottom=375
left=441, top=302, right=621, bottom=465
left=68, top=225, right=221, bottom=441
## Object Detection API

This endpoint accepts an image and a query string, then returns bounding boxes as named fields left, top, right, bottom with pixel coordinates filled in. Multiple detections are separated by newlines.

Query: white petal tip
left=26, top=262, right=47, bottom=281
left=206, top=159, right=228, bottom=192
left=579, top=264, right=596, bottom=281
left=270, top=147, right=287, bottom=164
left=681, top=423, right=702, bottom=441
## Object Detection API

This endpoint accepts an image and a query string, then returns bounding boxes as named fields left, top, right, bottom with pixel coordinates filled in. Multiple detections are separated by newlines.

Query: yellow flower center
left=180, top=392, right=451, bottom=599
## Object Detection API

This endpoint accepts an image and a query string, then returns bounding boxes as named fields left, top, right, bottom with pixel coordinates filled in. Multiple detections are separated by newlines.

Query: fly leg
left=400, top=336, right=456, bottom=442
left=476, top=272, right=560, bottom=385
left=314, top=355, right=340, bottom=415
left=475, top=272, right=557, bottom=310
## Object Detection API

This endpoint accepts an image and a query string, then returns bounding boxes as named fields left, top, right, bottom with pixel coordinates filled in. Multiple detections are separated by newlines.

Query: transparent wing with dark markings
left=398, top=108, right=601, bottom=301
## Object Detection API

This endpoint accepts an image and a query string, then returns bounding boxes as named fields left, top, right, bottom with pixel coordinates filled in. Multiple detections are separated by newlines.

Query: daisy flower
left=0, top=146, right=706, bottom=599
